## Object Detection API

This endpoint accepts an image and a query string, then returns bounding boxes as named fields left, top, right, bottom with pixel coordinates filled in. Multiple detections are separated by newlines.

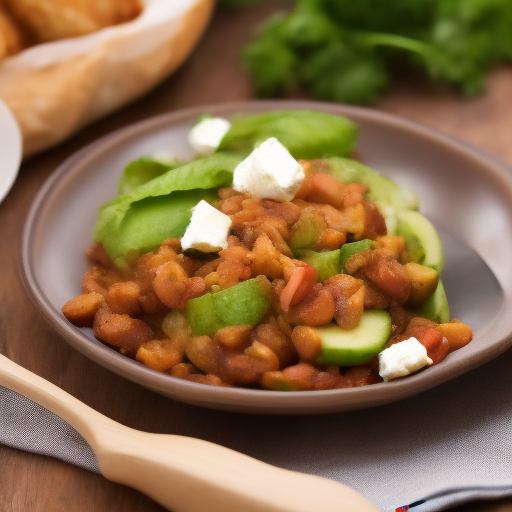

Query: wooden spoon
left=0, top=354, right=380, bottom=512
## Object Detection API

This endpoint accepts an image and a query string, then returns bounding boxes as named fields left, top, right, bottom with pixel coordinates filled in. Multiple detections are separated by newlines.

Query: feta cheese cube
left=232, top=137, right=305, bottom=202
left=181, top=200, right=231, bottom=253
left=378, top=337, right=433, bottom=382
left=188, top=117, right=231, bottom=156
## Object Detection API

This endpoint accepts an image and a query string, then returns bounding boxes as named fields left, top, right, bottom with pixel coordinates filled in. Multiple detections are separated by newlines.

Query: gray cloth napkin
left=2, top=347, right=512, bottom=512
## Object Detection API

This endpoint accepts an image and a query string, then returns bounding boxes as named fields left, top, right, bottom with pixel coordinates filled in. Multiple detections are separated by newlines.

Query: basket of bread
left=0, top=0, right=215, bottom=158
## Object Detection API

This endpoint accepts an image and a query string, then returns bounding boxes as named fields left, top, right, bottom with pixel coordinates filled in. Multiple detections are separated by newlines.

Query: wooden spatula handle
left=0, top=354, right=380, bottom=512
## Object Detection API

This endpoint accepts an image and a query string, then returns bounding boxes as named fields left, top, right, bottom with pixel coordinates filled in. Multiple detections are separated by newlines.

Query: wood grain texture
left=1, top=1, right=512, bottom=511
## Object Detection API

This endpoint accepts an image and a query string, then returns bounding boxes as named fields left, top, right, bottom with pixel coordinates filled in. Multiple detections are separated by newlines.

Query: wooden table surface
left=2, top=2, right=512, bottom=511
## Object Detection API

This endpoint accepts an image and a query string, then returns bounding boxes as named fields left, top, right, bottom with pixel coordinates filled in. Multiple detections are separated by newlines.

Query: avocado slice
left=414, top=280, right=450, bottom=324
left=185, top=277, right=272, bottom=336
left=315, top=309, right=392, bottom=366
left=396, top=210, right=443, bottom=273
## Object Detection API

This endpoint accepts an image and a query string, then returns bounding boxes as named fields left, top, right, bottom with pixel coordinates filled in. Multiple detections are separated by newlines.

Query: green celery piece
left=118, top=158, right=180, bottom=195
left=300, top=249, right=340, bottom=283
left=217, top=110, right=358, bottom=160
left=339, top=239, right=374, bottom=273
left=326, top=157, right=419, bottom=211
left=93, top=153, right=241, bottom=260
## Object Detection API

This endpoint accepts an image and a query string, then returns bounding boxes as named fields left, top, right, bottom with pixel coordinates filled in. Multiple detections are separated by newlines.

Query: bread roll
left=0, top=5, right=24, bottom=60
left=5, top=0, right=143, bottom=42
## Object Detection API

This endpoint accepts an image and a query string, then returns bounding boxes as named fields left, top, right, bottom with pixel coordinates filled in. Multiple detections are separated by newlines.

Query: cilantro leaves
left=241, top=0, right=512, bottom=104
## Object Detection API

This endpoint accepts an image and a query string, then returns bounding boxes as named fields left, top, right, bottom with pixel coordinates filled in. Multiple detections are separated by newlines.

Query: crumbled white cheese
left=378, top=337, right=433, bottom=381
left=232, top=137, right=305, bottom=201
left=188, top=117, right=231, bottom=156
left=181, top=200, right=232, bottom=253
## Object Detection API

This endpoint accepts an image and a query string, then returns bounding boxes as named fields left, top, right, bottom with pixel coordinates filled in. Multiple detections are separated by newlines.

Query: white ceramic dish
left=19, top=101, right=512, bottom=414
left=0, top=98, right=22, bottom=203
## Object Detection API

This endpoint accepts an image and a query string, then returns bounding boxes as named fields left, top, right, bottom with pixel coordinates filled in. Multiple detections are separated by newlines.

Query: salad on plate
left=62, top=110, right=472, bottom=391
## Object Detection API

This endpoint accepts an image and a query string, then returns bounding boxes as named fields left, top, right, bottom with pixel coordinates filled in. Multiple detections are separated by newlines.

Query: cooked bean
left=82, top=266, right=124, bottom=296
left=218, top=245, right=251, bottom=265
left=374, top=236, right=405, bottom=260
left=437, top=320, right=473, bottom=351
left=161, top=310, right=191, bottom=342
left=361, top=201, right=387, bottom=239
left=217, top=259, right=251, bottom=290
left=153, top=261, right=206, bottom=310
left=185, top=336, right=223, bottom=376
left=213, top=325, right=252, bottom=350
left=323, top=274, right=364, bottom=329
left=106, top=281, right=140, bottom=315
left=247, top=233, right=284, bottom=279
left=245, top=341, right=279, bottom=371
left=291, top=326, right=322, bottom=362
left=93, top=307, right=153, bottom=355
left=136, top=339, right=185, bottom=372
left=170, top=363, right=199, bottom=379
left=260, top=199, right=301, bottom=227
left=255, top=221, right=293, bottom=257
left=224, top=342, right=279, bottom=385
left=404, top=263, right=439, bottom=307
left=186, top=374, right=226, bottom=387
left=362, top=282, right=390, bottom=309
left=62, top=292, right=104, bottom=327
left=363, top=252, right=411, bottom=305
left=301, top=173, right=347, bottom=209
left=291, top=284, right=335, bottom=326
left=316, top=228, right=346, bottom=250
left=254, top=320, right=297, bottom=367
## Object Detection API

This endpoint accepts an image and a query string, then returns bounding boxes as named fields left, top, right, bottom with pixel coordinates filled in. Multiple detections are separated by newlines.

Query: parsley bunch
left=241, top=0, right=512, bottom=105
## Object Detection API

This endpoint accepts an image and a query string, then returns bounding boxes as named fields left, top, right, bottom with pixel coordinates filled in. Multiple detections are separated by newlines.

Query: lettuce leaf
left=117, top=158, right=180, bottom=195
left=218, top=110, right=358, bottom=160
left=93, top=153, right=241, bottom=260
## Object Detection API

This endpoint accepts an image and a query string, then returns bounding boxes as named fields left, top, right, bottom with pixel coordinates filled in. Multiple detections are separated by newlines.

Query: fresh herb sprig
left=241, top=0, right=512, bottom=104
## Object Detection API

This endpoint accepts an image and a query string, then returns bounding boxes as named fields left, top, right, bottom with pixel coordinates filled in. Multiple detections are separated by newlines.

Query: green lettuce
left=93, top=153, right=241, bottom=260
left=218, top=109, right=358, bottom=160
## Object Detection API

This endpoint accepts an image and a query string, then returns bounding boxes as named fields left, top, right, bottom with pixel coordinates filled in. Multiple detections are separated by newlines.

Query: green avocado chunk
left=217, top=110, right=359, bottom=160
left=316, top=309, right=392, bottom=366
left=396, top=210, right=443, bottom=273
left=185, top=277, right=272, bottom=336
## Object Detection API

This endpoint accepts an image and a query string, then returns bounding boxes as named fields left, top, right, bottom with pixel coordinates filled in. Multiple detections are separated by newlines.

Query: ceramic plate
left=0, top=98, right=22, bottom=204
left=20, top=101, right=512, bottom=414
